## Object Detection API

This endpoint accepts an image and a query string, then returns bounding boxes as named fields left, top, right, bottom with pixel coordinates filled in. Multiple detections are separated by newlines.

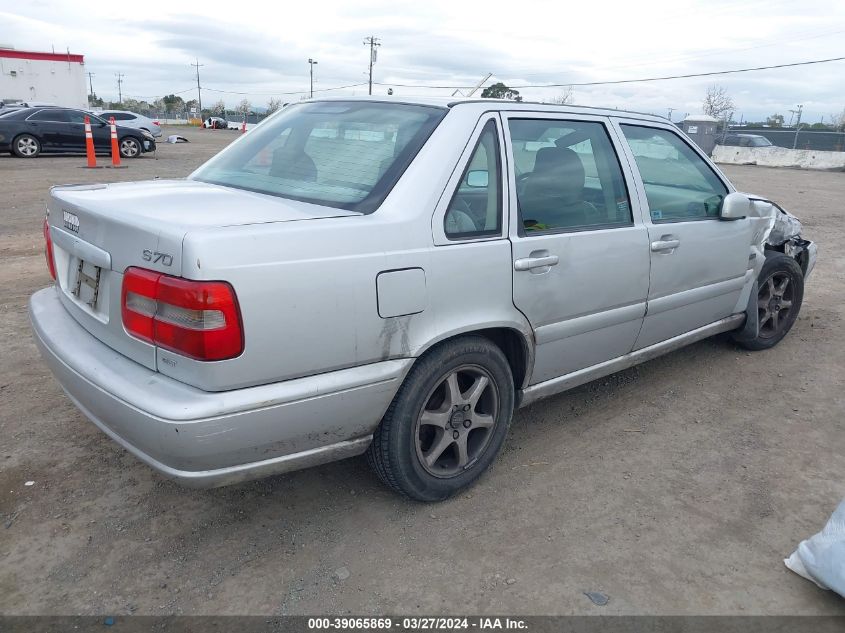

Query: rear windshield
left=191, top=101, right=446, bottom=213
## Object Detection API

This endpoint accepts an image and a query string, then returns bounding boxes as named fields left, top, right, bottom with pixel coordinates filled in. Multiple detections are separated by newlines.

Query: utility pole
left=363, top=35, right=380, bottom=95
left=191, top=59, right=204, bottom=116
left=308, top=58, right=318, bottom=98
left=115, top=73, right=124, bottom=104
left=87, top=72, right=95, bottom=97
left=792, top=104, right=803, bottom=149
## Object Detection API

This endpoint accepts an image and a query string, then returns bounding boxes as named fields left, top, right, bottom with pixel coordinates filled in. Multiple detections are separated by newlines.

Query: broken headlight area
left=764, top=202, right=817, bottom=279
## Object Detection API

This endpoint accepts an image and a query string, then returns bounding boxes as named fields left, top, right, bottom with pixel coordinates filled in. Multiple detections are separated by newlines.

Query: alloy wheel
left=758, top=271, right=795, bottom=339
left=414, top=364, right=500, bottom=478
left=120, top=139, right=140, bottom=158
left=17, top=137, right=38, bottom=157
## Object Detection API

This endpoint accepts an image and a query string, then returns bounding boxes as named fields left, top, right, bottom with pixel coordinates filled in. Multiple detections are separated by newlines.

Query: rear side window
left=28, top=109, right=69, bottom=122
left=192, top=101, right=446, bottom=213
left=620, top=125, right=728, bottom=222
left=508, top=119, right=632, bottom=233
left=444, top=120, right=502, bottom=239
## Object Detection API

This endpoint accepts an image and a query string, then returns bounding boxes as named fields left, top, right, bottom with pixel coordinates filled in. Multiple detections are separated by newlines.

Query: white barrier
left=712, top=146, right=845, bottom=171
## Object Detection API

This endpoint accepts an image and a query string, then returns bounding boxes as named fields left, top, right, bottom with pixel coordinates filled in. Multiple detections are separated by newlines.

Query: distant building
left=682, top=114, right=719, bottom=154
left=0, top=47, right=87, bottom=109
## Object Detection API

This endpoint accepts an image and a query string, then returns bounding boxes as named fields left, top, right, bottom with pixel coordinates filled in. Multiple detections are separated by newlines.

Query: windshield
left=192, top=101, right=446, bottom=213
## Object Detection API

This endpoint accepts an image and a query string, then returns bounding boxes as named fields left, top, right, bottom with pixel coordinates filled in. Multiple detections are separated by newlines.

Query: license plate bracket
left=72, top=259, right=102, bottom=310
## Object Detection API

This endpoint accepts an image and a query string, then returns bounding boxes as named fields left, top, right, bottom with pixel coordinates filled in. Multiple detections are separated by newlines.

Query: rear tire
left=12, top=134, right=40, bottom=158
left=367, top=336, right=514, bottom=502
left=734, top=252, right=804, bottom=351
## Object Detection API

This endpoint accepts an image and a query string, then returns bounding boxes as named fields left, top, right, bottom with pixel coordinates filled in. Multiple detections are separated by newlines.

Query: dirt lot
left=1, top=126, right=843, bottom=615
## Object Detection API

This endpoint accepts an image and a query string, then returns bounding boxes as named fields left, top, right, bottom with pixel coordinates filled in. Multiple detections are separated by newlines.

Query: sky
left=3, top=0, right=844, bottom=122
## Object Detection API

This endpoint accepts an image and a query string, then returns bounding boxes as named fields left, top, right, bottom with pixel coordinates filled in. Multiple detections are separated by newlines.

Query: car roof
left=305, top=95, right=670, bottom=124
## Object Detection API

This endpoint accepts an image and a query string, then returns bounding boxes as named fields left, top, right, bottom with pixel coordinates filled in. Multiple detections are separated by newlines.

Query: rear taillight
left=43, top=218, right=56, bottom=280
left=152, top=120, right=160, bottom=126
left=121, top=267, right=243, bottom=361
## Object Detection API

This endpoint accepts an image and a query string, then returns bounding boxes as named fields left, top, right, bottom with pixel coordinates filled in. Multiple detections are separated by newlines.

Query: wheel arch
left=412, top=323, right=535, bottom=392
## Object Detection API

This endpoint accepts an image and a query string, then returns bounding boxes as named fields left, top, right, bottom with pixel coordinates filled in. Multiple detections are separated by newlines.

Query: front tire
left=367, top=336, right=514, bottom=502
left=735, top=252, right=804, bottom=351
left=12, top=134, right=40, bottom=158
left=119, top=137, right=141, bottom=158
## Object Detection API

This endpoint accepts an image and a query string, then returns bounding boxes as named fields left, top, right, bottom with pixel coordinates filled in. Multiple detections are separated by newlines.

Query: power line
left=203, top=82, right=369, bottom=97
left=511, top=26, right=845, bottom=78
left=372, top=54, right=845, bottom=90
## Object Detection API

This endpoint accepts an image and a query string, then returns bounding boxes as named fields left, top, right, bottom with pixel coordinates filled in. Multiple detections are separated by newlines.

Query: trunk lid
left=47, top=179, right=356, bottom=370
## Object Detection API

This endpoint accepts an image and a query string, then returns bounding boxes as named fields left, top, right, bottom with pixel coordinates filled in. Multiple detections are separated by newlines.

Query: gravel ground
left=1, top=126, right=843, bottom=615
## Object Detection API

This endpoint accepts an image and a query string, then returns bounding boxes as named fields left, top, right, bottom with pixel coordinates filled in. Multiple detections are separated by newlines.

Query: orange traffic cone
left=241, top=119, right=247, bottom=134
left=84, top=116, right=97, bottom=168
left=109, top=117, right=121, bottom=167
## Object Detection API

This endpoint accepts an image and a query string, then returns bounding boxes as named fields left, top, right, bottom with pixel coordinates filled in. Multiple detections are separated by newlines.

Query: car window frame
left=25, top=108, right=69, bottom=123
left=442, top=118, right=505, bottom=241
left=501, top=111, right=638, bottom=238
left=612, top=118, right=735, bottom=226
left=432, top=112, right=509, bottom=246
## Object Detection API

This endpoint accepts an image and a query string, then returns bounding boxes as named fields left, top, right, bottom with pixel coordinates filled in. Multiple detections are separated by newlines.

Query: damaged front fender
left=744, top=194, right=818, bottom=280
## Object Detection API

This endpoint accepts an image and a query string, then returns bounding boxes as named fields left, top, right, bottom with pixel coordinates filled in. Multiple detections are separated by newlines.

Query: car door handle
left=651, top=237, right=680, bottom=252
left=514, top=254, right=559, bottom=271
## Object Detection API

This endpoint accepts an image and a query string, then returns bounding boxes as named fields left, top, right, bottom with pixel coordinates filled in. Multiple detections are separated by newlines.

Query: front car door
left=505, top=113, right=651, bottom=384
left=66, top=110, right=110, bottom=151
left=615, top=121, right=754, bottom=349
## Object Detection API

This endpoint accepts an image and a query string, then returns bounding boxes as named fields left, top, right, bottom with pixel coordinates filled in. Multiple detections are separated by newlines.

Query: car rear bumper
left=29, top=287, right=411, bottom=487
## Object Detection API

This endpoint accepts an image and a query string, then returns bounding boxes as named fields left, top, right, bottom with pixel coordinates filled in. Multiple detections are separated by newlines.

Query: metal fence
left=726, top=128, right=845, bottom=152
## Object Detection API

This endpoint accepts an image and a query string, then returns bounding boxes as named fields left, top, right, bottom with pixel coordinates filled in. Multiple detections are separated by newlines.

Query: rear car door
left=615, top=121, right=754, bottom=349
left=25, top=109, right=69, bottom=149
left=505, top=113, right=651, bottom=384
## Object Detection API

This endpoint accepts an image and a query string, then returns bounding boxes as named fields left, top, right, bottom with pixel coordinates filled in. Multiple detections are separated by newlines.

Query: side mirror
left=720, top=192, right=751, bottom=221
left=465, top=170, right=489, bottom=188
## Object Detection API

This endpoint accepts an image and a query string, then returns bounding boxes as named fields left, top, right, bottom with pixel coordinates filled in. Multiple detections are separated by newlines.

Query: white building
left=0, top=48, right=87, bottom=109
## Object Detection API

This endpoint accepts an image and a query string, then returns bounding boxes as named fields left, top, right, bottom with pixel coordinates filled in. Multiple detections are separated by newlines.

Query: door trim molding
left=646, top=271, right=752, bottom=316
left=519, top=313, right=744, bottom=408
left=534, top=301, right=645, bottom=345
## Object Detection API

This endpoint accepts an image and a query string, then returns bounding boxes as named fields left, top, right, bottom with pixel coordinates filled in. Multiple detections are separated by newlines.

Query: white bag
left=785, top=498, right=845, bottom=596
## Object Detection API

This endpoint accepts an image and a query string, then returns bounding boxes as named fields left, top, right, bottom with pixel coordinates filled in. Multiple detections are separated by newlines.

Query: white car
left=97, top=110, right=162, bottom=137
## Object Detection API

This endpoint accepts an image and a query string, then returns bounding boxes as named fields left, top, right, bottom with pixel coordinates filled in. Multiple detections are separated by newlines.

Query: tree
left=266, top=97, right=283, bottom=115
left=212, top=99, right=226, bottom=116
left=162, top=94, right=185, bottom=113
left=702, top=85, right=734, bottom=120
left=547, top=86, right=574, bottom=105
left=237, top=98, right=251, bottom=117
left=88, top=93, right=104, bottom=108
left=766, top=113, right=785, bottom=128
left=830, top=107, right=845, bottom=132
left=481, top=82, right=521, bottom=101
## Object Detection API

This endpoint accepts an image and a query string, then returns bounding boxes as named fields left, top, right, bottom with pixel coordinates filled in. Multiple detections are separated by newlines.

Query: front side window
left=509, top=119, right=632, bottom=233
left=67, top=110, right=92, bottom=124
left=620, top=125, right=728, bottom=222
left=444, top=119, right=502, bottom=239
left=192, top=101, right=446, bottom=213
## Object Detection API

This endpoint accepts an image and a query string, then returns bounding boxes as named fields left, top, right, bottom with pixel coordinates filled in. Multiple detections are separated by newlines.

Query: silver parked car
left=96, top=110, right=162, bottom=137
left=30, top=98, right=817, bottom=501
